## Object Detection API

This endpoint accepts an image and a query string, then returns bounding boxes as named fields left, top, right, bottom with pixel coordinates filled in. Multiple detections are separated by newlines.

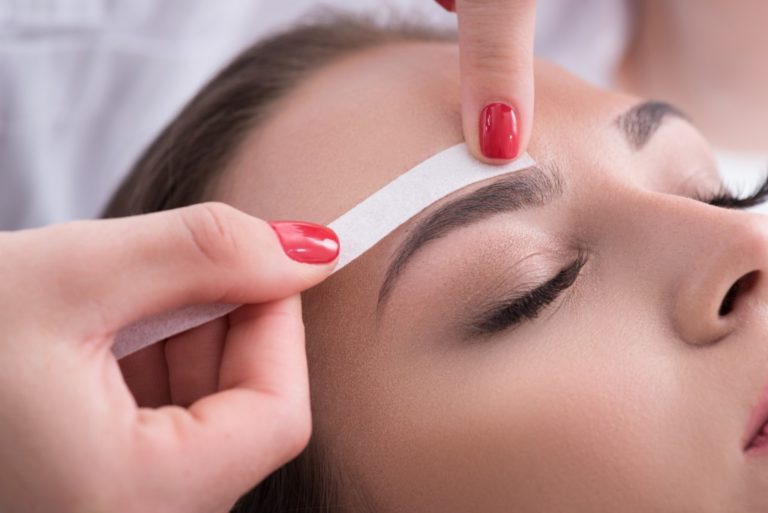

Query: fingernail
left=435, top=0, right=456, bottom=11
left=268, top=221, right=339, bottom=264
left=479, top=102, right=520, bottom=160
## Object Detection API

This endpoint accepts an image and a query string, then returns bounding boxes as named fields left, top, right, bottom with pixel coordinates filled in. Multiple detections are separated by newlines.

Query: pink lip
left=743, top=374, right=768, bottom=453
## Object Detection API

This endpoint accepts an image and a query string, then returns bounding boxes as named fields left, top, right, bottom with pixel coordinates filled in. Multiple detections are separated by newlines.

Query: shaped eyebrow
left=615, top=100, right=689, bottom=150
left=378, top=164, right=563, bottom=308
left=377, top=100, right=688, bottom=309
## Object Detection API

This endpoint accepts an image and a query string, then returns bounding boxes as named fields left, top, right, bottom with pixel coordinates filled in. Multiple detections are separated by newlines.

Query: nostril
left=719, top=271, right=760, bottom=316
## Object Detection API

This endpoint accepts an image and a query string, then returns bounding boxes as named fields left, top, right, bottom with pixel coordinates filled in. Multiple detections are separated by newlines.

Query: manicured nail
left=435, top=0, right=456, bottom=11
left=268, top=221, right=339, bottom=264
left=479, top=102, right=520, bottom=159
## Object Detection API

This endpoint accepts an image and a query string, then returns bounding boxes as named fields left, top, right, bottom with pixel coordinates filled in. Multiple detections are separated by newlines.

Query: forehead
left=216, top=42, right=464, bottom=223
left=214, top=41, right=634, bottom=225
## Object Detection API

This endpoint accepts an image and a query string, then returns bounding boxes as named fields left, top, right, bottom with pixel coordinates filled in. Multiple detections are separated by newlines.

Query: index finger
left=441, top=0, right=537, bottom=163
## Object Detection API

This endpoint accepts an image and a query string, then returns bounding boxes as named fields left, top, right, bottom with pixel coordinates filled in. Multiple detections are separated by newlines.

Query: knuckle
left=460, top=0, right=508, bottom=7
left=458, top=0, right=536, bottom=74
left=463, top=37, right=530, bottom=74
left=460, top=0, right=536, bottom=14
left=179, top=202, right=243, bottom=267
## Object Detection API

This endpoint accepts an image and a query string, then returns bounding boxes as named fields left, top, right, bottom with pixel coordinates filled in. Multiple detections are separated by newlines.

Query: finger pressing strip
left=112, top=143, right=536, bottom=359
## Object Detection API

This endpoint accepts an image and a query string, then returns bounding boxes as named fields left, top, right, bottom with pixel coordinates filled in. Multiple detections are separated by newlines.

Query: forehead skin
left=217, top=42, right=634, bottom=224
left=214, top=42, right=732, bottom=512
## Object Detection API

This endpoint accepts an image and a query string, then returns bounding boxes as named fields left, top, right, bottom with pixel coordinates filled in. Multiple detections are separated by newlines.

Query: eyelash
left=471, top=173, right=768, bottom=337
left=470, top=252, right=587, bottom=336
left=694, top=172, right=768, bottom=209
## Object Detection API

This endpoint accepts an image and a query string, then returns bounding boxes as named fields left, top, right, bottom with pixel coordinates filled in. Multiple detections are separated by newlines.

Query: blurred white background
left=0, top=0, right=764, bottom=229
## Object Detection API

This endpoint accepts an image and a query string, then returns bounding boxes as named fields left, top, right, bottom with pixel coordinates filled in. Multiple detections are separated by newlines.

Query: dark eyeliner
left=695, top=172, right=768, bottom=209
left=469, top=253, right=587, bottom=336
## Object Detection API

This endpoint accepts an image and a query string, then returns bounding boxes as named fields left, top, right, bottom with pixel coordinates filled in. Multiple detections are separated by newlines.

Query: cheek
left=358, top=310, right=734, bottom=513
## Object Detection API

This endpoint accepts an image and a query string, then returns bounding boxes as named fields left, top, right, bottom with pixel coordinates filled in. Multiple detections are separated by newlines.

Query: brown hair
left=103, top=11, right=454, bottom=513
left=103, top=11, right=454, bottom=218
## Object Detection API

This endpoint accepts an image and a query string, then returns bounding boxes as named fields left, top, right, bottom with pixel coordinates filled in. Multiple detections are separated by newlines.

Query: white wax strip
left=112, top=144, right=535, bottom=359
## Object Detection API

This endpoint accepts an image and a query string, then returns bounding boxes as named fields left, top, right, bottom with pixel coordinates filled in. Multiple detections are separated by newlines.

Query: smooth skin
left=212, top=42, right=768, bottom=512
left=0, top=1, right=536, bottom=511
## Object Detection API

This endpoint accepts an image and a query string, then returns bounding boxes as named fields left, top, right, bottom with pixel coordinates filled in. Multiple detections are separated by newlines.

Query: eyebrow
left=377, top=165, right=563, bottom=307
left=615, top=100, right=689, bottom=150
left=377, top=100, right=688, bottom=308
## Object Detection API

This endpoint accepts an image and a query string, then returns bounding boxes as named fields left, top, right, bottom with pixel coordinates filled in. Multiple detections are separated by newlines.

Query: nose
left=599, top=185, right=768, bottom=347
left=670, top=211, right=768, bottom=346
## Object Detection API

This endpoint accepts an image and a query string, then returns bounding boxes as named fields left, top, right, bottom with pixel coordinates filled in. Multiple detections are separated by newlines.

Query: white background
left=1, top=0, right=764, bottom=229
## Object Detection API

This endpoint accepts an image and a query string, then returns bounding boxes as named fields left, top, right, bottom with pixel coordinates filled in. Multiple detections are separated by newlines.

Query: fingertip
left=170, top=204, right=337, bottom=305
left=265, top=220, right=339, bottom=295
left=478, top=101, right=520, bottom=160
left=462, top=99, right=531, bottom=165
left=268, top=220, right=340, bottom=266
left=453, top=0, right=536, bottom=164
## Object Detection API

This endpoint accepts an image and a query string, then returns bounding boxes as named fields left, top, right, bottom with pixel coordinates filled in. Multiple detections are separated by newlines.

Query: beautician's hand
left=0, top=203, right=339, bottom=513
left=436, top=0, right=536, bottom=163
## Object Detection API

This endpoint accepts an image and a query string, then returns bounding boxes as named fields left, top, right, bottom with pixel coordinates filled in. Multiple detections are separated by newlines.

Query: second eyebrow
left=615, top=100, right=689, bottom=151
left=378, top=165, right=564, bottom=308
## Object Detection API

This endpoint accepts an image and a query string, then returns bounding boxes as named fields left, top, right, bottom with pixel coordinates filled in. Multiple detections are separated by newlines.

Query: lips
left=744, top=376, right=768, bottom=453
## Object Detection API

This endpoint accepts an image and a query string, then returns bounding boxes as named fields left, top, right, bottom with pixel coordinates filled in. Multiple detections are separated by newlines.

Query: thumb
left=5, top=202, right=339, bottom=343
left=454, top=0, right=536, bottom=163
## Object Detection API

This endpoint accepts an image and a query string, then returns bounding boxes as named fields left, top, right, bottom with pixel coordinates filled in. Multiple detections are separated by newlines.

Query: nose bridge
left=607, top=187, right=768, bottom=273
left=662, top=201, right=768, bottom=277
left=721, top=212, right=768, bottom=267
left=601, top=188, right=768, bottom=346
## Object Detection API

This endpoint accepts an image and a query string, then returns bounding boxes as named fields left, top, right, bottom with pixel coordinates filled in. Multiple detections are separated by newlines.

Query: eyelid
left=466, top=250, right=588, bottom=338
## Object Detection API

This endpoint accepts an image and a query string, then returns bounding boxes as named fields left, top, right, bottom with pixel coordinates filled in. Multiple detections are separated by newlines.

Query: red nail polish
left=479, top=102, right=520, bottom=160
left=268, top=221, right=339, bottom=264
left=435, top=0, right=456, bottom=11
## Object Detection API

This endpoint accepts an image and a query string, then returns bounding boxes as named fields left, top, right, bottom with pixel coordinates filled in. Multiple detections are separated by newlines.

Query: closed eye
left=695, top=172, right=768, bottom=209
left=463, top=170, right=768, bottom=339
left=468, top=252, right=587, bottom=337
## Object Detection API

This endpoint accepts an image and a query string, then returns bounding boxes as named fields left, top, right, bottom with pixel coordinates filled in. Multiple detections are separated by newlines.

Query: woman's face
left=216, top=42, right=768, bottom=511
